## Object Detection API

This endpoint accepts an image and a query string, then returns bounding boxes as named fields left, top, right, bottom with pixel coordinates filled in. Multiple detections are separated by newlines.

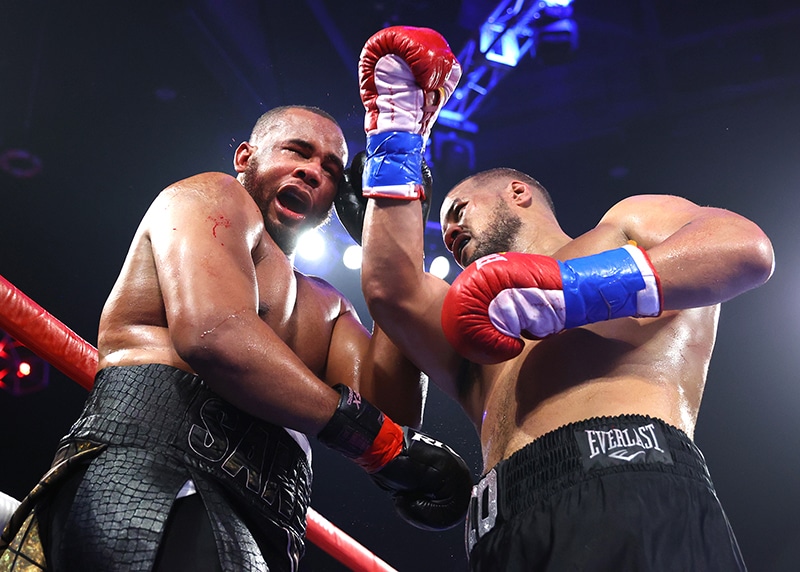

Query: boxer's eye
left=455, top=203, right=466, bottom=223
left=285, top=146, right=307, bottom=157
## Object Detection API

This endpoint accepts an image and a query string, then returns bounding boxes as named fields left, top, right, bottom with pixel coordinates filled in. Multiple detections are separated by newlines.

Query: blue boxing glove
left=442, top=245, right=663, bottom=364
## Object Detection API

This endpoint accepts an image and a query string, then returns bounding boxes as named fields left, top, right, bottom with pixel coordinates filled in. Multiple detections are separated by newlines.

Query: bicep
left=602, top=194, right=774, bottom=307
left=324, top=308, right=370, bottom=392
left=147, top=182, right=260, bottom=340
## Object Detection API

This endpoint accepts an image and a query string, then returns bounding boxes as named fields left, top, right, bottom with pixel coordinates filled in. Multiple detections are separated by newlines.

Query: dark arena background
left=2, top=1, right=799, bottom=570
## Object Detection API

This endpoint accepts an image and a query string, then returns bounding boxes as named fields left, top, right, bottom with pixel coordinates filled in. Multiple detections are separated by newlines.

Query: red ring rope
left=0, top=273, right=398, bottom=572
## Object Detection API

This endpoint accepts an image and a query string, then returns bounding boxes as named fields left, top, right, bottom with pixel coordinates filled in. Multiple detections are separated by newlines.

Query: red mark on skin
left=207, top=215, right=231, bottom=238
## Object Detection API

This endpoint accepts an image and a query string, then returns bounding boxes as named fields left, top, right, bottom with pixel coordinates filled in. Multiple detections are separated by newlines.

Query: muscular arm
left=599, top=194, right=775, bottom=309
left=147, top=173, right=339, bottom=436
left=325, top=304, right=427, bottom=429
left=361, top=198, right=467, bottom=403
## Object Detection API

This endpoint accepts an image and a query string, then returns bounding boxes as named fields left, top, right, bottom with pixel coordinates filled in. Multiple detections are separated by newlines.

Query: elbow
left=172, top=329, right=219, bottom=372
left=361, top=265, right=407, bottom=316
left=361, top=271, right=390, bottom=312
left=722, top=231, right=775, bottom=302
left=170, top=314, right=246, bottom=375
left=362, top=270, right=423, bottom=324
left=361, top=229, right=424, bottom=316
left=361, top=248, right=432, bottom=328
left=746, top=232, right=775, bottom=287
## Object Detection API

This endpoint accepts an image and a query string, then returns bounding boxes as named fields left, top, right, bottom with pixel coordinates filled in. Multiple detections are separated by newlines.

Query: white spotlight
left=342, top=245, right=362, bottom=270
left=297, top=229, right=326, bottom=261
left=429, top=256, right=451, bottom=279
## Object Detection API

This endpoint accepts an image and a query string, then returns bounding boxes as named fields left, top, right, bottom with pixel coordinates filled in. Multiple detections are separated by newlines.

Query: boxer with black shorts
left=341, top=26, right=775, bottom=571
left=1, top=105, right=473, bottom=571
left=465, top=415, right=744, bottom=570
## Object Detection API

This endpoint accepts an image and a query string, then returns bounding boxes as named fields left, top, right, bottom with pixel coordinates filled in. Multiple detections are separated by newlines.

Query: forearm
left=362, top=199, right=465, bottom=396
left=362, top=198, right=427, bottom=310
left=440, top=210, right=773, bottom=366
left=175, top=312, right=339, bottom=436
left=357, top=25, right=466, bottom=397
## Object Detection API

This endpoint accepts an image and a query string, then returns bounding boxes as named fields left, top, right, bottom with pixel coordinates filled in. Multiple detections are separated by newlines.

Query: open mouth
left=452, top=234, right=471, bottom=266
left=276, top=187, right=312, bottom=219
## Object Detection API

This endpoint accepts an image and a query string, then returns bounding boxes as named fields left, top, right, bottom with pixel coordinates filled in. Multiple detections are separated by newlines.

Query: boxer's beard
left=465, top=201, right=522, bottom=266
left=240, top=159, right=329, bottom=255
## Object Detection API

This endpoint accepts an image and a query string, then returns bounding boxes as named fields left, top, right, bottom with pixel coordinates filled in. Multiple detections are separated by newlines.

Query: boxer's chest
left=253, top=256, right=331, bottom=377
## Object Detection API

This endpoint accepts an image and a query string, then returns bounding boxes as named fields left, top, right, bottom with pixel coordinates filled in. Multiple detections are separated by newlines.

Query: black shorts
left=466, top=415, right=746, bottom=571
left=30, top=364, right=310, bottom=572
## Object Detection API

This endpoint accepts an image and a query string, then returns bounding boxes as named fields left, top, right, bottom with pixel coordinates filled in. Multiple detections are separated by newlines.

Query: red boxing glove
left=441, top=253, right=563, bottom=364
left=441, top=247, right=661, bottom=364
left=359, top=26, right=461, bottom=141
left=358, top=26, right=461, bottom=200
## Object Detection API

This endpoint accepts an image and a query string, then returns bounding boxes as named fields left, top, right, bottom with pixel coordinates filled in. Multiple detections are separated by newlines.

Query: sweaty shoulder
left=598, top=194, right=703, bottom=248
left=159, top=172, right=250, bottom=204
left=146, top=172, right=263, bottom=234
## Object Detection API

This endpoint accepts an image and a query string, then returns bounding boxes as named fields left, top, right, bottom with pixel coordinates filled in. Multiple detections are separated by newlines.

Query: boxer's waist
left=67, top=364, right=309, bottom=460
left=62, top=364, right=312, bottom=533
left=466, top=415, right=713, bottom=554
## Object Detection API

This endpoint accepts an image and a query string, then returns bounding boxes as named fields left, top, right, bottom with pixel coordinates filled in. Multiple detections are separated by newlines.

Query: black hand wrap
left=316, top=383, right=386, bottom=461
left=371, top=427, right=474, bottom=531
left=335, top=150, right=433, bottom=246
left=317, top=385, right=473, bottom=530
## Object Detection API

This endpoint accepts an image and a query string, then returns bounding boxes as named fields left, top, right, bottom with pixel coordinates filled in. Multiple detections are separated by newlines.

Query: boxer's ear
left=234, top=142, right=255, bottom=173
left=508, top=181, right=533, bottom=207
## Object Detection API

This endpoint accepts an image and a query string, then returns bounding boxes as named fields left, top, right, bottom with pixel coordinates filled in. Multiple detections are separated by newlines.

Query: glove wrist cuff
left=363, top=132, right=426, bottom=200
left=561, top=245, right=663, bottom=328
left=622, top=244, right=662, bottom=317
left=317, top=384, right=403, bottom=473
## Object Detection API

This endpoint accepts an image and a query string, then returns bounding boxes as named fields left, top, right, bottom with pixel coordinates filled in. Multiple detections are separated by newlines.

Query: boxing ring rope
left=0, top=273, right=397, bottom=572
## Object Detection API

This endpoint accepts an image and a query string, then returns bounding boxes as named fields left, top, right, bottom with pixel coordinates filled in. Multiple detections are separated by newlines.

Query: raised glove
left=359, top=26, right=461, bottom=199
left=334, top=150, right=433, bottom=245
left=317, top=384, right=472, bottom=530
left=441, top=245, right=662, bottom=364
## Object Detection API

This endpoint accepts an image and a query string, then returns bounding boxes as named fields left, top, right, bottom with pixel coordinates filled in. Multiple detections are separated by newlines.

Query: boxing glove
left=334, top=150, right=433, bottom=245
left=441, top=245, right=662, bottom=364
left=317, top=384, right=473, bottom=530
left=359, top=26, right=461, bottom=200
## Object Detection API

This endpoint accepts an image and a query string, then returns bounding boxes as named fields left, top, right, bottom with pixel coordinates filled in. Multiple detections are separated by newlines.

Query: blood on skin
left=208, top=215, right=231, bottom=238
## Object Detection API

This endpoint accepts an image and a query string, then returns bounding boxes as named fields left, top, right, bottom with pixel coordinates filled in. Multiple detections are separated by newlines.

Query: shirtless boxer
left=0, top=105, right=472, bottom=572
left=343, top=26, right=775, bottom=571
